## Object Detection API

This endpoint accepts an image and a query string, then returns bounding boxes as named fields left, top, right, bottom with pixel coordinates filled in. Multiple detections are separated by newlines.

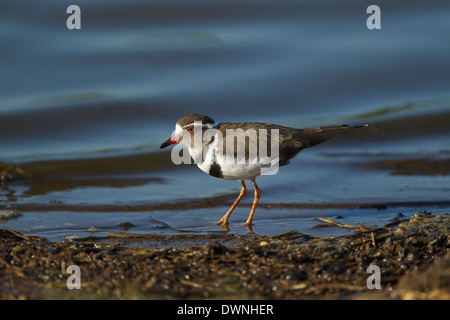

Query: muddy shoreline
left=1, top=211, right=448, bottom=300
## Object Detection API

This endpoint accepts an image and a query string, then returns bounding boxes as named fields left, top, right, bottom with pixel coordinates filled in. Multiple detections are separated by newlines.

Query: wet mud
left=371, top=158, right=450, bottom=176
left=1, top=212, right=448, bottom=300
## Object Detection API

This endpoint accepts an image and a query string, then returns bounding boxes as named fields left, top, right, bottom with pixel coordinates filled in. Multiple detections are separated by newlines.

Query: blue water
left=1, top=0, right=450, bottom=241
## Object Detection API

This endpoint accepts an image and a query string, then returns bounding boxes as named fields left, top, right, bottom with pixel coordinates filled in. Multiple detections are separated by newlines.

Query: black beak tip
left=160, top=140, right=170, bottom=149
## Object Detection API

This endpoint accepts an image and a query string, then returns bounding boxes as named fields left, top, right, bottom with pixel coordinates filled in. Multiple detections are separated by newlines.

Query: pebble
left=0, top=210, right=22, bottom=220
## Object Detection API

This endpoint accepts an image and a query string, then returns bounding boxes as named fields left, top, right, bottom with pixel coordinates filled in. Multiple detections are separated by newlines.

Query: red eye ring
left=186, top=126, right=194, bottom=135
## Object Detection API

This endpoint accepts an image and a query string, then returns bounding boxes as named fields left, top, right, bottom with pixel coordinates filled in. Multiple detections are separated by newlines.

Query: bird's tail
left=298, top=124, right=368, bottom=148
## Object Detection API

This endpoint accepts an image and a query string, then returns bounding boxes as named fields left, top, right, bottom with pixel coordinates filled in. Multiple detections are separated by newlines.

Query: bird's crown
left=176, top=114, right=215, bottom=128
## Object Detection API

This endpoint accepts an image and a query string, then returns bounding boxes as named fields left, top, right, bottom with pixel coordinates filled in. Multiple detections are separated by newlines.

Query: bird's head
left=160, top=114, right=215, bottom=149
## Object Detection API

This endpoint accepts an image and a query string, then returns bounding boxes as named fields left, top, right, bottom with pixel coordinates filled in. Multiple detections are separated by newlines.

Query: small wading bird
left=160, top=114, right=367, bottom=230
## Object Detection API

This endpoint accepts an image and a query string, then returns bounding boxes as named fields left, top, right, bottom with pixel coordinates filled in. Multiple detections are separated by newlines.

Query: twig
left=316, top=217, right=376, bottom=231
left=2, top=226, right=29, bottom=240
left=0, top=258, right=27, bottom=278
left=371, top=232, right=376, bottom=247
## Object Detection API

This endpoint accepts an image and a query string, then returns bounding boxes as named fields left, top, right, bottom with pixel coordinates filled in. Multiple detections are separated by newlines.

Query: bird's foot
left=242, top=221, right=253, bottom=233
left=215, top=219, right=230, bottom=232
left=215, top=218, right=228, bottom=226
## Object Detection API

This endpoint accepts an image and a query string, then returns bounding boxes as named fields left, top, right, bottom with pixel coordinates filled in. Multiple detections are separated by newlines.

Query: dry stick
left=2, top=226, right=30, bottom=240
left=0, top=258, right=27, bottom=278
left=316, top=217, right=376, bottom=231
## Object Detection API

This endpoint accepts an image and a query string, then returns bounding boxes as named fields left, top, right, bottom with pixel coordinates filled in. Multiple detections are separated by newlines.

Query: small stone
left=0, top=210, right=22, bottom=220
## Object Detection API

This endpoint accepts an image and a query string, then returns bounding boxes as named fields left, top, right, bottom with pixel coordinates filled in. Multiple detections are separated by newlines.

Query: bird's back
left=216, top=122, right=365, bottom=167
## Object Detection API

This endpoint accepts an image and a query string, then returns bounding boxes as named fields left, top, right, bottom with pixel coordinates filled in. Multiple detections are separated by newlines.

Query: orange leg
left=216, top=180, right=247, bottom=226
left=245, top=180, right=261, bottom=226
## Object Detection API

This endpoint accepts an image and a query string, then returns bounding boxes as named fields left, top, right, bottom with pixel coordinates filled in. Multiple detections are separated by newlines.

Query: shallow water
left=1, top=0, right=450, bottom=241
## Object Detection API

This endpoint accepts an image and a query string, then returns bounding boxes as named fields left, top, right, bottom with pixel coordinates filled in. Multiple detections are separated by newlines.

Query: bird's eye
left=186, top=126, right=194, bottom=135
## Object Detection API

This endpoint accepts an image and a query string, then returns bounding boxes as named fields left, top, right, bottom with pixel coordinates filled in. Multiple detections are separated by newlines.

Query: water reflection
left=1, top=0, right=450, bottom=239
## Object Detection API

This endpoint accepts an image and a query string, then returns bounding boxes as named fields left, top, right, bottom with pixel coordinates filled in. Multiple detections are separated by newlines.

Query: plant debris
left=0, top=162, right=31, bottom=182
left=0, top=212, right=448, bottom=299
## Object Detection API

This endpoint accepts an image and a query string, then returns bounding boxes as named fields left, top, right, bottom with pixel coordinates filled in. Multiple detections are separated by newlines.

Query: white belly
left=190, top=129, right=280, bottom=180
left=197, top=162, right=263, bottom=180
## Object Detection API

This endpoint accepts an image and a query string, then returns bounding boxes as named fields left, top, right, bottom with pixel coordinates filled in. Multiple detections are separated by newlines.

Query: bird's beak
left=160, top=135, right=180, bottom=149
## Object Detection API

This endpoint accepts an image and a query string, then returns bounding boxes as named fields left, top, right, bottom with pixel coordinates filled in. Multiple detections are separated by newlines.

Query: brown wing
left=217, top=122, right=366, bottom=166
